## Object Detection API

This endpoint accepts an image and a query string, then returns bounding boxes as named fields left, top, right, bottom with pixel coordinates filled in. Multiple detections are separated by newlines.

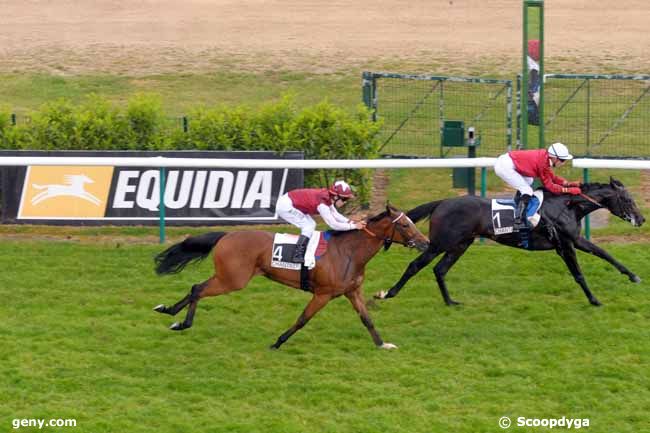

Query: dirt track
left=1, top=1, right=648, bottom=75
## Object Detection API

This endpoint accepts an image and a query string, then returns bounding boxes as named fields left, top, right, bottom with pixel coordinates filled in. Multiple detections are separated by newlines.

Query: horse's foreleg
left=347, top=289, right=395, bottom=349
left=270, top=294, right=331, bottom=349
left=433, top=240, right=473, bottom=306
left=574, top=236, right=641, bottom=283
left=555, top=242, right=601, bottom=306
left=378, top=248, right=440, bottom=300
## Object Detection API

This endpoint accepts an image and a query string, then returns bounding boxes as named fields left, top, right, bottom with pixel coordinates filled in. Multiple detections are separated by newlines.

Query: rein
left=557, top=192, right=603, bottom=224
left=580, top=193, right=603, bottom=208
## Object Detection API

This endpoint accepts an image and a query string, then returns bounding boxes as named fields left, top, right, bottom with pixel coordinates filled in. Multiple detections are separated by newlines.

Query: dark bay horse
left=154, top=204, right=429, bottom=349
left=376, top=178, right=644, bottom=307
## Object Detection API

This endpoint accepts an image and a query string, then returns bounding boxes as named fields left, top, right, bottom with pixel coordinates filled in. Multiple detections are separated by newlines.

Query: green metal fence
left=363, top=72, right=513, bottom=158
left=541, top=74, right=650, bottom=157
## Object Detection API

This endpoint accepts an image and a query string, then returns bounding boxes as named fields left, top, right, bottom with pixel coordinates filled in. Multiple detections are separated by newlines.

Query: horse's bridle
left=578, top=189, right=640, bottom=225
left=362, top=212, right=417, bottom=248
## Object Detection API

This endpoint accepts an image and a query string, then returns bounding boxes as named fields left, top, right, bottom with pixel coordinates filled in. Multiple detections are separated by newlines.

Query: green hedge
left=1, top=94, right=382, bottom=203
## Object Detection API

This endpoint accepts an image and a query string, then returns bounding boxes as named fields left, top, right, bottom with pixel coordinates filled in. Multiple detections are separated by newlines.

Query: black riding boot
left=292, top=235, right=310, bottom=263
left=514, top=194, right=531, bottom=232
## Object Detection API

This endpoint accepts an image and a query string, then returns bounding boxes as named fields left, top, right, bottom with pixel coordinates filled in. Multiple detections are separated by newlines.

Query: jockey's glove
left=562, top=187, right=582, bottom=195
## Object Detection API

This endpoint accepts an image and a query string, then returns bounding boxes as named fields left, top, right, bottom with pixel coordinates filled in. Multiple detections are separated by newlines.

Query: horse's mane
left=541, top=182, right=610, bottom=199
left=368, top=210, right=389, bottom=222
left=328, top=229, right=353, bottom=238
left=580, top=182, right=609, bottom=193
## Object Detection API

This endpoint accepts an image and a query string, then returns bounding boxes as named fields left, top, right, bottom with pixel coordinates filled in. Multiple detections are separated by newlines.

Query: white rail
left=572, top=158, right=650, bottom=170
left=0, top=156, right=498, bottom=168
left=2, top=155, right=645, bottom=243
left=2, top=156, right=647, bottom=169
left=0, top=156, right=650, bottom=170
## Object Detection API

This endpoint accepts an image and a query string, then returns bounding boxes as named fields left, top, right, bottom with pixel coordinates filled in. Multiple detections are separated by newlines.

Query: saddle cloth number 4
left=273, top=245, right=286, bottom=262
left=271, top=233, right=302, bottom=270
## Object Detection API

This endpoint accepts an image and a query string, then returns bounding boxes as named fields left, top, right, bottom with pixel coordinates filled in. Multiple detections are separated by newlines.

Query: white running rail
left=0, top=156, right=498, bottom=168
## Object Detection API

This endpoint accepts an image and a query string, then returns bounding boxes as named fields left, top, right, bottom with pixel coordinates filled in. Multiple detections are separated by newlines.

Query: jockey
left=494, top=142, right=582, bottom=231
left=276, top=180, right=367, bottom=263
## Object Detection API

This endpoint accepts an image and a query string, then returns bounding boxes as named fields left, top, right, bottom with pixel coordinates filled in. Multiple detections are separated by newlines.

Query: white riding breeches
left=276, top=194, right=316, bottom=238
left=494, top=153, right=534, bottom=196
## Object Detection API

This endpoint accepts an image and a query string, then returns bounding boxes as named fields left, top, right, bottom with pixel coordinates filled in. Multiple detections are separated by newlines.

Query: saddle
left=491, top=190, right=545, bottom=248
left=270, top=231, right=331, bottom=291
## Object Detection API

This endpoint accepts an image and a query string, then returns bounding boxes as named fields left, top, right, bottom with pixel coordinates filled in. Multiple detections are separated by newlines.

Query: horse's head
left=367, top=202, right=430, bottom=252
left=590, top=177, right=645, bottom=227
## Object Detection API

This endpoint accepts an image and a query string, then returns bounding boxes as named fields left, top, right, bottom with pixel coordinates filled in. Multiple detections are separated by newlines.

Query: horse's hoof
left=153, top=304, right=167, bottom=313
left=269, top=344, right=280, bottom=350
left=590, top=299, right=603, bottom=307
left=169, top=322, right=184, bottom=331
left=446, top=300, right=462, bottom=306
left=373, top=290, right=387, bottom=300
left=379, top=342, right=398, bottom=350
left=630, top=275, right=642, bottom=283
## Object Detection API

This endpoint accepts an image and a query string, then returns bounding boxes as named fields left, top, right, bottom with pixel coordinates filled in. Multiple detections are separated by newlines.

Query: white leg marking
left=380, top=342, right=398, bottom=350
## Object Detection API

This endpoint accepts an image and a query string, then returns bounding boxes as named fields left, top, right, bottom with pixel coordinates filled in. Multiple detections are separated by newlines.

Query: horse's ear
left=385, top=201, right=392, bottom=213
left=610, top=177, right=624, bottom=189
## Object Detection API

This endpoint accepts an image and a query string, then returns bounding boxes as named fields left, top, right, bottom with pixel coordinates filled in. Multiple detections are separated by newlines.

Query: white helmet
left=548, top=142, right=573, bottom=160
left=329, top=180, right=354, bottom=198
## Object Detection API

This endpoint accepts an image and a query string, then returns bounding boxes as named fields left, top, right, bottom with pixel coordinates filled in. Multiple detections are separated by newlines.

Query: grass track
left=2, top=239, right=649, bottom=433
left=2, top=68, right=650, bottom=432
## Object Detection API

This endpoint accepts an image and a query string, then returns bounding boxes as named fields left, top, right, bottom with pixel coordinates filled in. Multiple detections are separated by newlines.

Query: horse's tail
left=155, top=232, right=227, bottom=275
left=407, top=200, right=443, bottom=223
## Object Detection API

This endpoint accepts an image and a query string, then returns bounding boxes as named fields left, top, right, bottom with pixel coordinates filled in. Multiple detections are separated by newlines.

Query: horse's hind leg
left=270, top=294, right=332, bottom=349
left=168, top=273, right=249, bottom=331
left=167, top=281, right=208, bottom=330
left=153, top=293, right=191, bottom=316
left=153, top=274, right=226, bottom=318
left=378, top=247, right=441, bottom=299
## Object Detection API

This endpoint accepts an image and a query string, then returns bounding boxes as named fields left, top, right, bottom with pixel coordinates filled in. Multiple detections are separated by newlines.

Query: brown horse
left=153, top=204, right=429, bottom=349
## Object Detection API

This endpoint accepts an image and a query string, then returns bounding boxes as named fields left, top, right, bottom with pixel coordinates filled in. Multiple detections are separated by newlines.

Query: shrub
left=289, top=101, right=381, bottom=203
left=0, top=108, right=12, bottom=148
left=1, top=95, right=382, bottom=203
left=125, top=94, right=167, bottom=150
left=27, top=99, right=77, bottom=150
left=74, top=95, right=127, bottom=150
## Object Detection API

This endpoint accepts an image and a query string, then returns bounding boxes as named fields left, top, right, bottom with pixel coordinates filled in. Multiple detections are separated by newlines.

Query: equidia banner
left=0, top=150, right=304, bottom=225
